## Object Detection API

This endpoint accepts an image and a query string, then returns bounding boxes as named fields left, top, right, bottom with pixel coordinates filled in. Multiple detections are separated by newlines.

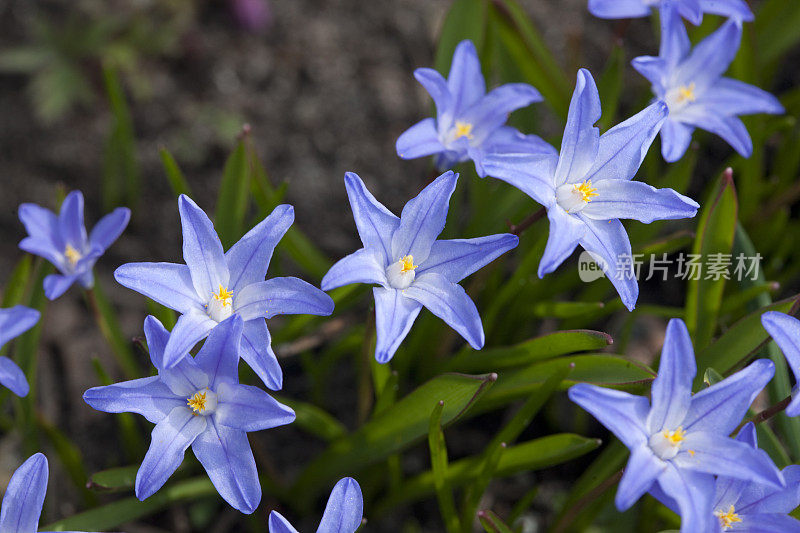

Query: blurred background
left=0, top=0, right=798, bottom=531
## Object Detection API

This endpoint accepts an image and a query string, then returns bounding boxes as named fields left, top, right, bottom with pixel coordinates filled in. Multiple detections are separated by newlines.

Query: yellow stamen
left=454, top=121, right=474, bottom=140
left=714, top=505, right=742, bottom=530
left=688, top=449, right=695, bottom=456
left=662, top=426, right=686, bottom=446
left=64, top=244, right=81, bottom=266
left=212, top=284, right=233, bottom=307
left=677, top=82, right=697, bottom=103
left=187, top=390, right=207, bottom=414
left=574, top=180, right=599, bottom=203
left=400, top=255, right=418, bottom=273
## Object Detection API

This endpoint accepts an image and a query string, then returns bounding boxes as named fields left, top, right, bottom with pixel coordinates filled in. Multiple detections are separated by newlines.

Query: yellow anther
left=677, top=82, right=697, bottom=104
left=64, top=244, right=81, bottom=266
left=454, top=121, right=474, bottom=140
left=662, top=426, right=686, bottom=446
left=187, top=390, right=208, bottom=414
left=688, top=449, right=695, bottom=456
left=212, top=284, right=234, bottom=307
left=574, top=180, right=599, bottom=203
left=400, top=255, right=418, bottom=273
left=714, top=505, right=742, bottom=530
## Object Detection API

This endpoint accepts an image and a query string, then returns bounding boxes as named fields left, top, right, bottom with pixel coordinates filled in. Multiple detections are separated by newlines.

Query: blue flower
left=569, top=319, right=783, bottom=533
left=268, top=477, right=363, bottom=533
left=652, top=423, right=800, bottom=532
left=0, top=453, right=96, bottom=533
left=321, top=171, right=518, bottom=363
left=761, top=311, right=800, bottom=417
left=114, top=195, right=334, bottom=390
left=633, top=8, right=784, bottom=162
left=588, top=0, right=753, bottom=25
left=83, top=314, right=295, bottom=514
left=19, top=190, right=130, bottom=300
left=482, top=69, right=698, bottom=310
left=0, top=305, right=39, bottom=397
left=396, top=40, right=555, bottom=177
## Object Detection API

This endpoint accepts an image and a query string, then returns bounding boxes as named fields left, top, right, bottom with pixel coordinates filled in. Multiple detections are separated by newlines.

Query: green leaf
left=529, top=301, right=606, bottom=319
left=462, top=440, right=506, bottom=530
left=703, top=367, right=724, bottom=387
left=215, top=140, right=250, bottom=249
left=37, top=415, right=95, bottom=505
left=1, top=255, right=33, bottom=308
left=685, top=169, right=739, bottom=349
left=87, top=284, right=139, bottom=379
left=87, top=465, right=138, bottom=491
left=478, top=510, right=515, bottom=533
left=429, top=401, right=461, bottom=533
left=444, top=329, right=612, bottom=373
left=597, top=44, right=625, bottom=130
left=291, top=373, right=496, bottom=505
left=435, top=0, right=488, bottom=75
left=102, top=64, right=139, bottom=208
left=274, top=396, right=348, bottom=442
left=159, top=147, right=192, bottom=197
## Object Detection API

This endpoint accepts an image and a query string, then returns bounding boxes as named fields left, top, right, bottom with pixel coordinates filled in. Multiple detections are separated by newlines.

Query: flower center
left=714, top=505, right=742, bottom=530
left=187, top=388, right=217, bottom=415
left=64, top=244, right=82, bottom=267
left=206, top=284, right=234, bottom=322
left=386, top=255, right=417, bottom=290
left=665, top=82, right=697, bottom=112
left=648, top=426, right=686, bottom=460
left=454, top=121, right=474, bottom=140
left=555, top=180, right=598, bottom=213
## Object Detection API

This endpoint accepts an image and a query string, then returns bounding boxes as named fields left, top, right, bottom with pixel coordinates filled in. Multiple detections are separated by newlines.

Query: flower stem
left=736, top=394, right=792, bottom=433
left=85, top=284, right=139, bottom=379
left=507, top=207, right=546, bottom=235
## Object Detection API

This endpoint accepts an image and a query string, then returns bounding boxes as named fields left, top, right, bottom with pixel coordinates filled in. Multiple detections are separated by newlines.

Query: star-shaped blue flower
left=482, top=69, right=699, bottom=310
left=588, top=0, right=753, bottom=25
left=633, top=7, right=784, bottom=162
left=19, top=190, right=130, bottom=300
left=761, top=311, right=800, bottom=418
left=0, top=453, right=97, bottom=533
left=0, top=305, right=39, bottom=397
left=652, top=422, right=800, bottom=532
left=268, top=477, right=363, bottom=533
left=321, top=171, right=518, bottom=363
left=83, top=314, right=295, bottom=514
left=114, top=195, right=334, bottom=390
left=569, top=319, right=783, bottom=533
left=396, top=39, right=555, bottom=177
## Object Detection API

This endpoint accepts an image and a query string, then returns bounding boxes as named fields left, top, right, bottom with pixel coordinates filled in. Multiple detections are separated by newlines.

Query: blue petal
left=391, top=171, right=458, bottom=264
left=586, top=101, right=668, bottom=183
left=178, top=195, right=230, bottom=299
left=615, top=445, right=665, bottom=510
left=631, top=56, right=668, bottom=91
left=738, top=465, right=800, bottom=514
left=481, top=152, right=558, bottom=207
left=761, top=311, right=800, bottom=416
left=241, top=319, right=283, bottom=390
left=43, top=273, right=79, bottom=300
left=83, top=376, right=184, bottom=424
left=162, top=311, right=217, bottom=369
left=646, top=319, right=696, bottom=434
left=215, top=382, right=295, bottom=431
left=343, top=172, right=400, bottom=265
left=321, top=248, right=387, bottom=291
left=581, top=180, right=699, bottom=223
left=194, top=315, right=243, bottom=389
left=191, top=418, right=260, bottom=514
left=447, top=40, right=486, bottom=115
left=699, top=0, right=753, bottom=21
left=136, top=406, right=206, bottom=500
left=0, top=305, right=40, bottom=348
left=396, top=118, right=446, bottom=160
left=225, top=204, right=294, bottom=293
left=0, top=356, right=29, bottom=397
left=539, top=208, right=584, bottom=277
left=683, top=359, right=774, bottom=435
left=555, top=69, right=601, bottom=186
left=19, top=235, right=63, bottom=271
left=317, top=477, right=364, bottom=533
left=461, top=83, right=542, bottom=139
left=269, top=512, right=300, bottom=533
left=414, top=67, right=452, bottom=116
left=567, top=383, right=650, bottom=448
left=115, top=262, right=203, bottom=314
left=675, top=19, right=741, bottom=91
left=143, top=315, right=171, bottom=371
left=477, top=126, right=558, bottom=175
left=675, top=0, right=704, bottom=25
left=660, top=119, right=695, bottom=163
left=659, top=3, right=691, bottom=69
left=404, top=272, right=484, bottom=350
left=578, top=217, right=638, bottom=311
left=418, top=234, right=518, bottom=283
left=58, top=191, right=87, bottom=248
left=89, top=207, right=130, bottom=251
left=373, top=287, right=422, bottom=363
left=679, top=109, right=753, bottom=157
left=698, top=77, right=785, bottom=117
left=18, top=203, right=63, bottom=264
left=655, top=464, right=717, bottom=533
left=736, top=421, right=758, bottom=448
left=674, top=432, right=784, bottom=488
left=733, top=513, right=800, bottom=532
left=0, top=453, right=48, bottom=533
left=588, top=0, right=651, bottom=19
left=160, top=356, right=209, bottom=398
left=235, top=277, right=335, bottom=321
